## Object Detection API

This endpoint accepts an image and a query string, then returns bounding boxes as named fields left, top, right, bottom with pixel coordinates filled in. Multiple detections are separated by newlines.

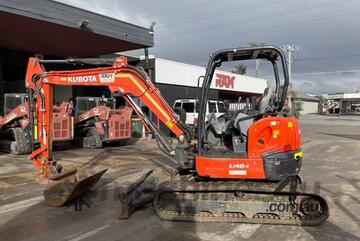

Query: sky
left=60, top=0, right=360, bottom=94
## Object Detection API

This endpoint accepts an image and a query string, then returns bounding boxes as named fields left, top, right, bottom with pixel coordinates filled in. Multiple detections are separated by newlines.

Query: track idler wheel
left=299, top=197, right=324, bottom=217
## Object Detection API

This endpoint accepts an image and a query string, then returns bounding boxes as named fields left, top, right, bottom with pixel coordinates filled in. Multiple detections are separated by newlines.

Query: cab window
left=4, top=95, right=23, bottom=115
left=217, top=102, right=227, bottom=113
left=88, top=100, right=97, bottom=110
left=76, top=99, right=97, bottom=116
left=182, top=102, right=195, bottom=113
left=174, top=102, right=182, bottom=108
left=195, top=101, right=200, bottom=112
left=100, top=100, right=116, bottom=109
left=208, top=102, right=217, bottom=113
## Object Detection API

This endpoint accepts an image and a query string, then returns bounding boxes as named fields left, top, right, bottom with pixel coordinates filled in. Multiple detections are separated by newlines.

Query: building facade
left=154, top=58, right=267, bottom=106
left=325, top=93, right=360, bottom=115
left=0, top=0, right=154, bottom=114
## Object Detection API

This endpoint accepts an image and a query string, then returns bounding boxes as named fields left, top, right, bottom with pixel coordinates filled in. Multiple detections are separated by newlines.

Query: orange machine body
left=0, top=101, right=72, bottom=142
left=52, top=102, right=73, bottom=141
left=75, top=105, right=133, bottom=141
left=196, top=116, right=302, bottom=179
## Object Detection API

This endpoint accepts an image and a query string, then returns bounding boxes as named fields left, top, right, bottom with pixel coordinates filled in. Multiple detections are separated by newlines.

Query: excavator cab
left=193, top=46, right=301, bottom=181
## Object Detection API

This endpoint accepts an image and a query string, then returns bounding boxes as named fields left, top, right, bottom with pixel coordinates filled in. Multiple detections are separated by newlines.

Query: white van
left=173, top=99, right=227, bottom=125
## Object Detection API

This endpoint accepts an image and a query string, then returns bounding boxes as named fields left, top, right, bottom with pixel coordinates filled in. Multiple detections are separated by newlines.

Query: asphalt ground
left=0, top=114, right=359, bottom=241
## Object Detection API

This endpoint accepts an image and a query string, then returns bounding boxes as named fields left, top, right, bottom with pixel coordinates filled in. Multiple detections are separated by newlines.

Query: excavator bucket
left=43, top=167, right=107, bottom=206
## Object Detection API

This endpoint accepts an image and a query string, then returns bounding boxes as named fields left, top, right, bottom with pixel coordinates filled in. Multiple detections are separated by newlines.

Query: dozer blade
left=43, top=167, right=107, bottom=206
left=116, top=168, right=171, bottom=219
left=119, top=169, right=157, bottom=219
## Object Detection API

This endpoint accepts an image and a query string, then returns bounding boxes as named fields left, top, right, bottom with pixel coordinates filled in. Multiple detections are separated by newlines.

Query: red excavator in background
left=73, top=96, right=132, bottom=148
left=0, top=93, right=73, bottom=154
left=24, top=46, right=328, bottom=225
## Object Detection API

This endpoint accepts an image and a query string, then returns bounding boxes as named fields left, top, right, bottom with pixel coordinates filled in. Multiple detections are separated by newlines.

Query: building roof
left=326, top=92, right=360, bottom=100
left=296, top=93, right=319, bottom=102
left=0, top=0, right=154, bottom=57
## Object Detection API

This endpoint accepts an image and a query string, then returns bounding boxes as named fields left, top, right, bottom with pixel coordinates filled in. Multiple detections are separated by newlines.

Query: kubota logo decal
left=215, top=73, right=235, bottom=89
left=67, top=75, right=97, bottom=83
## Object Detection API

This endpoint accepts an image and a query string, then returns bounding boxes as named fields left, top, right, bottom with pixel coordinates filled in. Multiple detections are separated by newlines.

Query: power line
left=155, top=0, right=354, bottom=40
left=156, top=12, right=283, bottom=39
left=262, top=69, right=360, bottom=77
left=293, top=69, right=360, bottom=76
left=157, top=10, right=360, bottom=47
left=143, top=0, right=219, bottom=18
left=155, top=0, right=285, bottom=28
left=293, top=64, right=330, bottom=73
left=296, top=53, right=360, bottom=62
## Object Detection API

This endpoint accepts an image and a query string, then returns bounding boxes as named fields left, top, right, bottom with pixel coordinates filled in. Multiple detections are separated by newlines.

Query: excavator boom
left=25, top=56, right=188, bottom=177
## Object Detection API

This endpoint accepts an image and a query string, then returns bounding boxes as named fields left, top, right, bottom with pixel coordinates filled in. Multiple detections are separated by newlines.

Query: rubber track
left=82, top=127, right=102, bottom=149
left=153, top=180, right=329, bottom=226
left=0, top=128, right=31, bottom=155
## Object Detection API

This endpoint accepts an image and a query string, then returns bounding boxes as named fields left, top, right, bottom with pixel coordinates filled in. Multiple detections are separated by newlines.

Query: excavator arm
left=25, top=56, right=190, bottom=177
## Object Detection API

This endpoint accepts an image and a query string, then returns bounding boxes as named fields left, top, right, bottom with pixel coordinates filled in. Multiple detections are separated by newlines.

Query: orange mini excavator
left=0, top=93, right=72, bottom=154
left=73, top=96, right=132, bottom=149
left=25, top=46, right=328, bottom=225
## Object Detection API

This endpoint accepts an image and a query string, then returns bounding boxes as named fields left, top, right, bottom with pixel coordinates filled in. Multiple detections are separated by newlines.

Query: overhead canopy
left=0, top=0, right=154, bottom=57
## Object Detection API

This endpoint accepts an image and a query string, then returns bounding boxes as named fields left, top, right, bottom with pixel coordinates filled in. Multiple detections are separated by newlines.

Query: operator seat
left=205, top=88, right=274, bottom=147
left=233, top=87, right=273, bottom=135
left=256, top=87, right=273, bottom=113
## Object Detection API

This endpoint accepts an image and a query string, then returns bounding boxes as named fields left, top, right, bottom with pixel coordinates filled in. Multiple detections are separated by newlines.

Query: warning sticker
left=229, top=170, right=247, bottom=175
left=99, top=73, right=115, bottom=83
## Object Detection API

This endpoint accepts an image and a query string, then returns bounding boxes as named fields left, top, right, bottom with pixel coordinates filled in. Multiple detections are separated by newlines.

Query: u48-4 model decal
left=228, top=163, right=250, bottom=176
left=229, top=163, right=250, bottom=169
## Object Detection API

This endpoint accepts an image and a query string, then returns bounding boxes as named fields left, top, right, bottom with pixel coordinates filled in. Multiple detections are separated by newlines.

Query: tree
left=293, top=100, right=304, bottom=118
left=318, top=95, right=326, bottom=113
left=232, top=64, right=247, bottom=75
left=283, top=89, right=303, bottom=118
left=248, top=41, right=266, bottom=77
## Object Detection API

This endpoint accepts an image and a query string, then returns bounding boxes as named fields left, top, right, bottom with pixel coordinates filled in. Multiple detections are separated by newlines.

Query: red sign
left=215, top=73, right=235, bottom=89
